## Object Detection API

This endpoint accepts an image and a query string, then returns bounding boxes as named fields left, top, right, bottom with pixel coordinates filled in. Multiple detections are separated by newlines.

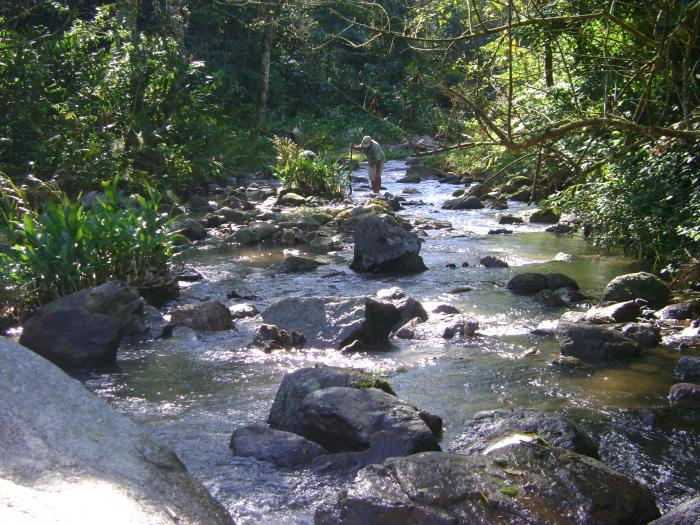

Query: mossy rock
left=529, top=207, right=561, bottom=224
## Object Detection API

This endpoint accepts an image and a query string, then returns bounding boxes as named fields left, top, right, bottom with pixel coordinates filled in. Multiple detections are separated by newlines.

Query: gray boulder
left=603, top=271, right=670, bottom=307
left=617, top=322, right=661, bottom=347
left=351, top=215, right=426, bottom=274
left=229, top=423, right=327, bottom=468
left=649, top=495, right=700, bottom=525
left=397, top=173, right=421, bottom=183
left=449, top=409, right=598, bottom=458
left=586, top=300, right=641, bottom=324
left=31, top=280, right=146, bottom=336
left=268, top=366, right=395, bottom=436
left=506, top=273, right=549, bottom=295
left=233, top=222, right=279, bottom=245
left=219, top=207, right=252, bottom=224
left=376, top=287, right=428, bottom=330
left=546, top=272, right=580, bottom=290
left=669, top=383, right=700, bottom=408
left=174, top=218, right=207, bottom=241
left=19, top=308, right=122, bottom=370
left=0, top=337, right=233, bottom=525
left=262, top=296, right=400, bottom=349
left=169, top=301, right=233, bottom=331
left=498, top=215, right=523, bottom=225
left=534, top=289, right=566, bottom=307
left=656, top=299, right=700, bottom=320
left=442, top=196, right=484, bottom=210
left=278, top=255, right=321, bottom=273
left=315, top=445, right=659, bottom=525
left=676, top=356, right=700, bottom=382
left=299, top=387, right=440, bottom=453
left=405, top=165, right=443, bottom=179
left=394, top=315, right=478, bottom=340
left=557, top=322, right=640, bottom=361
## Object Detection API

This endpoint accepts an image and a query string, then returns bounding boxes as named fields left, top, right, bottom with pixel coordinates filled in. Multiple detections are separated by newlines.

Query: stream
left=80, top=160, right=700, bottom=524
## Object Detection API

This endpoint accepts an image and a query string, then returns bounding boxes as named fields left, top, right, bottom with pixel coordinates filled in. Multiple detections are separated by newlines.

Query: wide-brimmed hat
left=360, top=135, right=372, bottom=146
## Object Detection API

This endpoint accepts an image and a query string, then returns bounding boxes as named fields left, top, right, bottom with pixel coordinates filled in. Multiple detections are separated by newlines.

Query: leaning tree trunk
left=544, top=40, right=554, bottom=88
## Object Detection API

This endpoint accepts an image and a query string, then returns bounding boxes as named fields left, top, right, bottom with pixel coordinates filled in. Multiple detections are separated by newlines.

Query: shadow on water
left=80, top=160, right=700, bottom=522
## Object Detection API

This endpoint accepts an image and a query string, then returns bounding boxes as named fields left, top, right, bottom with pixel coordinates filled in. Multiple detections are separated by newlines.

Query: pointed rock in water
left=602, top=271, right=670, bottom=307
left=0, top=337, right=234, bottom=525
left=350, top=214, right=427, bottom=274
left=586, top=300, right=641, bottom=324
left=315, top=444, right=659, bottom=525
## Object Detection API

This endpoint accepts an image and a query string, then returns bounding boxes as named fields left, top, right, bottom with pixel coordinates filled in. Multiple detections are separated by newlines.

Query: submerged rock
left=350, top=214, right=427, bottom=274
left=252, top=323, right=305, bottom=351
left=603, top=271, right=670, bottom=307
left=557, top=321, right=640, bottom=361
left=262, top=296, right=400, bottom=349
left=229, top=423, right=327, bottom=468
left=315, top=445, right=659, bottom=525
left=676, top=356, right=700, bottom=382
left=449, top=409, right=598, bottom=458
left=0, top=337, right=233, bottom=525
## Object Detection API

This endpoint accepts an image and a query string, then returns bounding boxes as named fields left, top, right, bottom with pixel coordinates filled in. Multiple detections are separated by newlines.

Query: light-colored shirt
left=359, top=140, right=385, bottom=165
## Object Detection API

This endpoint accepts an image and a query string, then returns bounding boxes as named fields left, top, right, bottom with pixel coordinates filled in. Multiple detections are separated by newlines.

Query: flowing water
left=80, top=160, right=700, bottom=523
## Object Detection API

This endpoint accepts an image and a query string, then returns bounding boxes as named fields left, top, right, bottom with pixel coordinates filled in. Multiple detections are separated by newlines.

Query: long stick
left=348, top=146, right=353, bottom=196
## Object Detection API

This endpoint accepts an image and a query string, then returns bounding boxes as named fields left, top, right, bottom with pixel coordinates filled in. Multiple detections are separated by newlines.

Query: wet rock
left=397, top=173, right=421, bottom=183
left=483, top=196, right=508, bottom=210
left=268, top=366, right=395, bottom=436
left=488, top=228, right=513, bottom=235
left=449, top=409, right=598, bottom=458
left=278, top=192, right=307, bottom=206
left=529, top=207, right=560, bottom=224
left=278, top=255, right=321, bottom=273
left=442, top=196, right=484, bottom=210
left=445, top=262, right=457, bottom=269
left=669, top=383, right=700, bottom=408
left=617, top=322, right=661, bottom=347
left=603, top=271, right=670, bottom=307
left=545, top=223, right=574, bottom=233
left=19, top=308, right=123, bottom=370
left=649, top=495, right=700, bottom=524
left=394, top=315, right=478, bottom=340
left=188, top=195, right=213, bottom=212
left=534, top=289, right=566, bottom=307
left=229, top=303, right=258, bottom=320
left=552, top=355, right=583, bottom=367
left=202, top=212, right=226, bottom=228
left=0, top=337, right=234, bottom=525
left=350, top=215, right=427, bottom=274
left=507, top=272, right=549, bottom=295
left=178, top=267, right=204, bottom=282
left=142, top=305, right=168, bottom=339
left=442, top=317, right=479, bottom=339
left=656, top=299, right=700, bottom=320
left=480, top=255, right=508, bottom=268
left=450, top=286, right=473, bottom=294
left=383, top=293, right=428, bottom=331
left=556, top=287, right=586, bottom=304
left=219, top=207, right=252, bottom=224
left=546, top=272, right=580, bottom=290
left=229, top=423, right=327, bottom=468
left=309, top=235, right=335, bottom=253
left=174, top=218, right=207, bottom=241
left=498, top=215, right=524, bottom=225
left=232, top=222, right=280, bottom=245
left=169, top=301, right=233, bottom=331
left=315, top=445, right=659, bottom=525
left=26, top=280, right=147, bottom=336
left=405, top=165, right=443, bottom=179
left=586, top=300, right=641, bottom=324
left=252, top=323, right=305, bottom=351
left=676, top=356, right=700, bottom=382
left=299, top=387, right=440, bottom=453
left=557, top=322, right=640, bottom=361
left=432, top=304, right=460, bottom=315
left=262, top=296, right=400, bottom=349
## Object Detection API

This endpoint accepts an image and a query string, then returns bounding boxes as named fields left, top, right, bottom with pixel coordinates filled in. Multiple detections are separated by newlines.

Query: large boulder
left=30, top=280, right=146, bottom=336
left=506, top=273, right=549, bottom=295
left=229, top=423, right=327, bottom=468
left=0, top=337, right=233, bottom=525
left=299, top=387, right=440, bottom=453
left=603, top=271, right=671, bottom=307
left=268, top=366, right=395, bottom=436
left=442, top=196, right=485, bottom=210
left=262, top=296, right=400, bottom=349
left=394, top=315, right=478, bottom=340
left=315, top=445, right=660, bottom=525
left=649, top=495, right=700, bottom=524
left=676, top=356, right=700, bottom=383
left=557, top=322, right=640, bottom=361
left=232, top=222, right=279, bottom=245
left=19, top=308, right=123, bottom=370
left=375, top=287, right=428, bottom=330
left=350, top=215, right=427, bottom=274
left=449, top=409, right=598, bottom=458
left=278, top=255, right=321, bottom=273
left=585, top=300, right=641, bottom=324
left=169, top=301, right=233, bottom=331
left=528, top=207, right=560, bottom=224
left=617, top=322, right=661, bottom=347
left=656, top=299, right=700, bottom=320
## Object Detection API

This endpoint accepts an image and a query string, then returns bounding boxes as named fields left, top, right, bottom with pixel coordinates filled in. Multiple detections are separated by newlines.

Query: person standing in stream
left=350, top=135, right=385, bottom=195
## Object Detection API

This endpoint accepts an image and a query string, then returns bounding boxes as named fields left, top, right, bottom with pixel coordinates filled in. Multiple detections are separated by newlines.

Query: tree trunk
left=544, top=41, right=554, bottom=87
left=256, top=2, right=281, bottom=131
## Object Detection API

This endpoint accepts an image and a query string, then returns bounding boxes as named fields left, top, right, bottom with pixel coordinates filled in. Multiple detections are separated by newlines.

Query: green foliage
left=551, top=140, right=700, bottom=269
left=272, top=136, right=348, bottom=198
left=0, top=173, right=178, bottom=306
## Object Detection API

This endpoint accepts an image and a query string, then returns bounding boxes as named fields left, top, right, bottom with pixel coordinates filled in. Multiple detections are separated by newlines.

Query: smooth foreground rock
left=315, top=445, right=660, bottom=525
left=557, top=322, right=640, bottom=361
left=449, top=409, right=598, bottom=458
left=676, top=356, right=700, bottom=382
left=19, top=308, right=123, bottom=370
left=268, top=366, right=395, bottom=436
left=649, top=495, right=700, bottom=524
left=299, top=387, right=440, bottom=453
left=229, top=423, right=327, bottom=468
left=0, top=337, right=233, bottom=525
left=603, top=271, right=670, bottom=307
left=350, top=215, right=427, bottom=274
left=262, top=296, right=400, bottom=349
left=169, top=300, right=233, bottom=331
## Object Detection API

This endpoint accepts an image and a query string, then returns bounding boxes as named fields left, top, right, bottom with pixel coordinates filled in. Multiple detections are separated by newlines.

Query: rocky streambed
left=5, top=159, right=700, bottom=524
